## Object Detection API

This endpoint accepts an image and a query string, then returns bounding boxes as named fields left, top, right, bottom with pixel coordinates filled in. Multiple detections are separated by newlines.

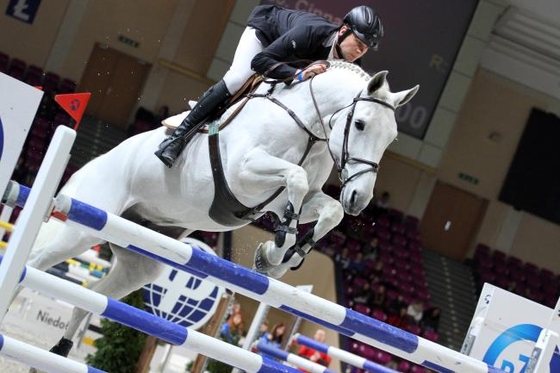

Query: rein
left=207, top=68, right=396, bottom=225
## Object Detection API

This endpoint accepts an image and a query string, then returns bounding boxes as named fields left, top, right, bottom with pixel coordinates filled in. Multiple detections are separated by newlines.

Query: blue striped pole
left=256, top=341, right=337, bottom=373
left=3, top=183, right=506, bottom=373
left=0, top=255, right=304, bottom=373
left=293, top=334, right=398, bottom=373
left=0, top=333, right=105, bottom=373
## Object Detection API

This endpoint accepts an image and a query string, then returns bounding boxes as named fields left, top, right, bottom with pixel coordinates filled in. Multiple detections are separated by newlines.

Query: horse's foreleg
left=267, top=192, right=344, bottom=278
left=241, top=152, right=309, bottom=270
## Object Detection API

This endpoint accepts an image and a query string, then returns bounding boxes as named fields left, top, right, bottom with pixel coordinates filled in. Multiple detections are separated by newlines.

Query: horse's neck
left=268, top=71, right=362, bottom=137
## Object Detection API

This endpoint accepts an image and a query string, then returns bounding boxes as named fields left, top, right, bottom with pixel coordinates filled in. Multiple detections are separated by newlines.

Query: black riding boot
left=155, top=80, right=232, bottom=167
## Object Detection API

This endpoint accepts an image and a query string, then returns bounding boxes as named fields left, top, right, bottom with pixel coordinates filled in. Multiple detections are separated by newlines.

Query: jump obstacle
left=256, top=341, right=339, bottom=373
left=0, top=254, right=307, bottom=373
left=0, top=220, right=13, bottom=249
left=256, top=339, right=400, bottom=373
left=1, top=177, right=509, bottom=373
left=292, top=333, right=399, bottom=373
left=0, top=123, right=396, bottom=373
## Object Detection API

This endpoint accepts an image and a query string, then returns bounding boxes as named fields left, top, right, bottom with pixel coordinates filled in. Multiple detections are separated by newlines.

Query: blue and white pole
left=293, top=334, right=398, bottom=373
left=3, top=183, right=507, bottom=373
left=0, top=333, right=105, bottom=373
left=256, top=341, right=337, bottom=373
left=0, top=255, right=304, bottom=373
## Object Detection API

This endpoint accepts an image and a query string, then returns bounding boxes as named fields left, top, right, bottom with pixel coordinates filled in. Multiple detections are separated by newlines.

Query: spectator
left=371, top=284, right=386, bottom=308
left=420, top=306, right=441, bottom=332
left=334, top=247, right=351, bottom=270
left=225, top=300, right=245, bottom=332
left=353, top=282, right=372, bottom=305
left=375, top=191, right=391, bottom=210
left=348, top=251, right=365, bottom=275
left=260, top=321, right=287, bottom=349
left=363, top=237, right=379, bottom=260
left=406, top=301, right=425, bottom=325
left=386, top=294, right=408, bottom=328
left=297, top=329, right=332, bottom=372
left=257, top=320, right=270, bottom=339
left=220, top=312, right=244, bottom=345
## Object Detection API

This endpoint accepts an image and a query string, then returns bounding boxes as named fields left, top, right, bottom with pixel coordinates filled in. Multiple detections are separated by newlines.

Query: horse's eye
left=355, top=119, right=365, bottom=131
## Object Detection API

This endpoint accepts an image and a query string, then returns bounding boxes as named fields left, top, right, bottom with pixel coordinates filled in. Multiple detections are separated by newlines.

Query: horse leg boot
left=155, top=80, right=232, bottom=167
left=254, top=202, right=300, bottom=275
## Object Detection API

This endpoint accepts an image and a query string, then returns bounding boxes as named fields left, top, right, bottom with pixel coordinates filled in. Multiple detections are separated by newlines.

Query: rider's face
left=336, top=26, right=369, bottom=62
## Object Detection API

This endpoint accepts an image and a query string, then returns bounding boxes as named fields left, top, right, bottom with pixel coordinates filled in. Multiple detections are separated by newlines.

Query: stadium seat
left=0, top=52, right=9, bottom=72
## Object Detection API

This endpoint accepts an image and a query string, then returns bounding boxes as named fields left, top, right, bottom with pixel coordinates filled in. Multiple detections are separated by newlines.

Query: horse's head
left=328, top=70, right=419, bottom=215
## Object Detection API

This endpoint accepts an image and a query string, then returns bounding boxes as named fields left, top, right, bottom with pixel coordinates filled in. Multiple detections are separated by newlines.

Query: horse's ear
left=367, top=70, right=389, bottom=95
left=393, top=85, right=420, bottom=108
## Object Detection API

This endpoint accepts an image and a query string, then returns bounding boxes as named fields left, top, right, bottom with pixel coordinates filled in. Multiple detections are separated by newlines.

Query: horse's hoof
left=253, top=243, right=273, bottom=274
left=267, top=263, right=291, bottom=279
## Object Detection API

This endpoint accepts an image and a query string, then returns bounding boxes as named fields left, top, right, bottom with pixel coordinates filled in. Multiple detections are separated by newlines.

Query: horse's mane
left=326, top=60, right=371, bottom=81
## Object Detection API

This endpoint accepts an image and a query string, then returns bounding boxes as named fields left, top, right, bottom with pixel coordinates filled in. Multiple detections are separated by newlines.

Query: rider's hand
left=295, top=63, right=329, bottom=81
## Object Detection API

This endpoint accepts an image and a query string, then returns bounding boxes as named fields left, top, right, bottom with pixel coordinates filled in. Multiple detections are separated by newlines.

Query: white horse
left=21, top=60, right=418, bottom=362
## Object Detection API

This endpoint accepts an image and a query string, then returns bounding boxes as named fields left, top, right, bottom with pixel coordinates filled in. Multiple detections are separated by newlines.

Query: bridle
left=308, top=76, right=395, bottom=188
left=245, top=72, right=396, bottom=195
left=208, top=70, right=397, bottom=221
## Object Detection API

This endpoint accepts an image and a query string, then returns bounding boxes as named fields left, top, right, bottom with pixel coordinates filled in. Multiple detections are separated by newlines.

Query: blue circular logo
left=142, top=239, right=224, bottom=329
left=483, top=324, right=542, bottom=371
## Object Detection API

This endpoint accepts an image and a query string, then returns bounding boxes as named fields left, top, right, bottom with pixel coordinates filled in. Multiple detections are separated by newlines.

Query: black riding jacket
left=247, top=5, right=339, bottom=79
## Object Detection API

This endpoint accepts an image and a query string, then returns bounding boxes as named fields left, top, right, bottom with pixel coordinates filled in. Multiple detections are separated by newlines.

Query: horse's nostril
left=351, top=190, right=357, bottom=206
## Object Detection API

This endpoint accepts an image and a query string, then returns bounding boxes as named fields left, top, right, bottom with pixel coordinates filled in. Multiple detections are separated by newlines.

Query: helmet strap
left=335, top=27, right=353, bottom=60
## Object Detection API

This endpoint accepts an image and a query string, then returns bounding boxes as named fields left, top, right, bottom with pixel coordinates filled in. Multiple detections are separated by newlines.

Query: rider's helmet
left=342, top=6, right=384, bottom=50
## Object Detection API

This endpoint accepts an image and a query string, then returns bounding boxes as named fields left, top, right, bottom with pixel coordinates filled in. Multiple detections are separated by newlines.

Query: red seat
left=406, top=324, right=422, bottom=335
left=59, top=78, right=77, bottom=93
left=397, top=360, right=411, bottom=373
left=372, top=308, right=387, bottom=322
left=391, top=222, right=406, bottom=235
left=354, top=303, right=371, bottom=316
left=410, top=364, right=427, bottom=373
left=422, top=329, right=439, bottom=342
left=8, top=57, right=26, bottom=76
left=43, top=71, right=61, bottom=92
left=372, top=349, right=393, bottom=365
left=0, top=52, right=10, bottom=72
left=392, top=234, right=408, bottom=247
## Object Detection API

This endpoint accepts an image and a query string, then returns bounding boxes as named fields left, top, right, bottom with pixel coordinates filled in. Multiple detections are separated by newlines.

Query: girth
left=207, top=92, right=325, bottom=227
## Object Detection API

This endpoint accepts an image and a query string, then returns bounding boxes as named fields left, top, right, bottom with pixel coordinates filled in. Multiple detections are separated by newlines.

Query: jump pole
left=2, top=183, right=506, bottom=373
left=292, top=333, right=398, bottom=373
left=0, top=333, right=105, bottom=373
left=256, top=341, right=340, bottom=373
left=0, top=255, right=304, bottom=373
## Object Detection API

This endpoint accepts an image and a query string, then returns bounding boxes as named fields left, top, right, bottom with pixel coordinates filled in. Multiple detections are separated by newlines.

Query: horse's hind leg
left=47, top=243, right=166, bottom=359
left=267, top=191, right=344, bottom=279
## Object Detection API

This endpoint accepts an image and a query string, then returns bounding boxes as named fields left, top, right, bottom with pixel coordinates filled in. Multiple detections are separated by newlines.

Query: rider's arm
left=251, top=24, right=332, bottom=81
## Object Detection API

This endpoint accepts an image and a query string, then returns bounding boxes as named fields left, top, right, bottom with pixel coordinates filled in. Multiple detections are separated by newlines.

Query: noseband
left=334, top=93, right=394, bottom=187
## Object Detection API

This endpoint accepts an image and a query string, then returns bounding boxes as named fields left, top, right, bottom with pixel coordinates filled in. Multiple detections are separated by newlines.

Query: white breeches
left=223, top=27, right=263, bottom=94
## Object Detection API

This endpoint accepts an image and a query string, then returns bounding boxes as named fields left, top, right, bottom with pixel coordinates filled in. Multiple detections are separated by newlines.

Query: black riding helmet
left=342, top=5, right=384, bottom=50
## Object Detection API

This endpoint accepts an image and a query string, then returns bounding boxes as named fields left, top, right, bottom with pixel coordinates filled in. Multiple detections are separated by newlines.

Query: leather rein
left=208, top=71, right=395, bottom=224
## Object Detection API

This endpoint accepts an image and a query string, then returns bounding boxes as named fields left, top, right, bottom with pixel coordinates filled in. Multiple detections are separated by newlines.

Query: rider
left=155, top=4, right=384, bottom=168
